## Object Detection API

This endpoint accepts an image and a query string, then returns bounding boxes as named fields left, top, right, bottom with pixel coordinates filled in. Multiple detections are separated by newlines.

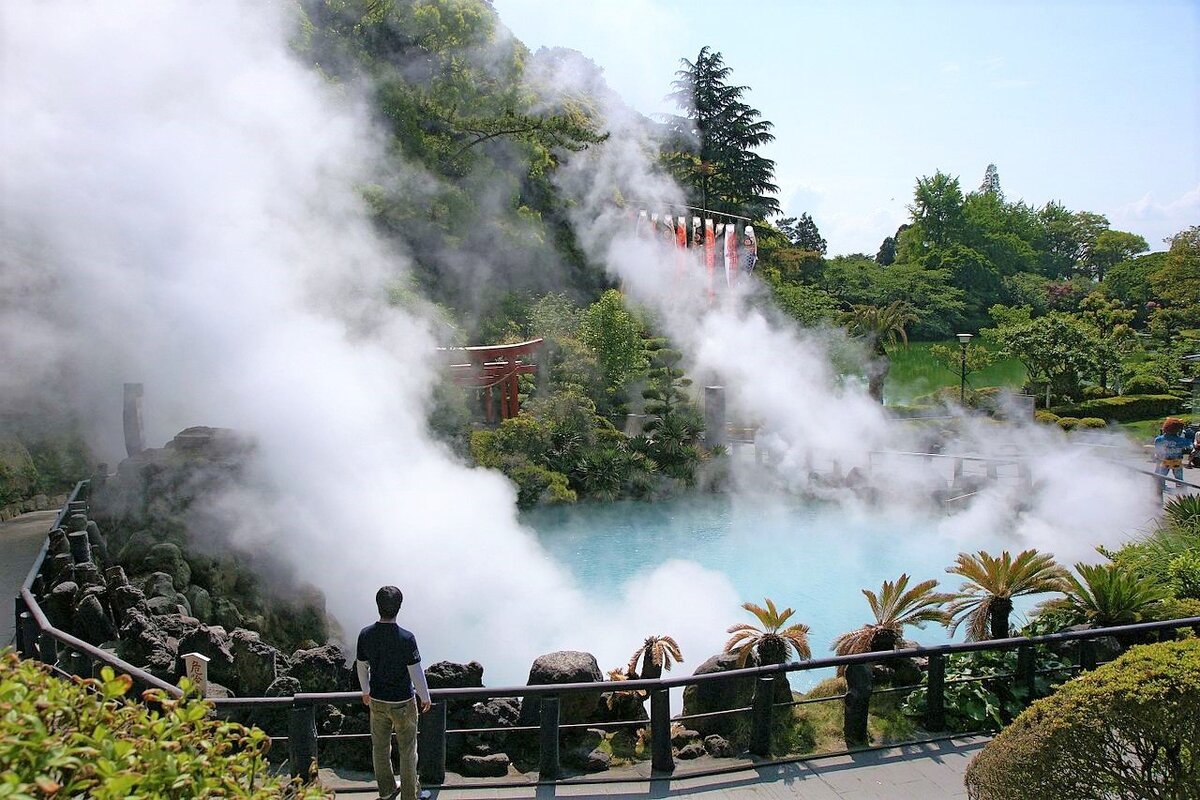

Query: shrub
left=1081, top=385, right=1115, bottom=400
left=1077, top=417, right=1107, bottom=429
left=1056, top=417, right=1081, bottom=431
left=1033, top=410, right=1060, bottom=425
left=0, top=651, right=327, bottom=798
left=1167, top=551, right=1200, bottom=600
left=1123, top=374, right=1170, bottom=395
left=964, top=639, right=1200, bottom=800
left=1051, top=394, right=1182, bottom=424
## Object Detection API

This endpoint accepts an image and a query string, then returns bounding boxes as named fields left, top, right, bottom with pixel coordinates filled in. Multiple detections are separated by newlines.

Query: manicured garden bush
left=1056, top=416, right=1081, bottom=431
left=964, top=639, right=1200, bottom=800
left=1051, top=394, right=1182, bottom=424
left=1033, top=410, right=1059, bottom=424
left=1123, top=374, right=1171, bottom=395
left=0, top=651, right=327, bottom=799
left=1077, top=417, right=1107, bottom=429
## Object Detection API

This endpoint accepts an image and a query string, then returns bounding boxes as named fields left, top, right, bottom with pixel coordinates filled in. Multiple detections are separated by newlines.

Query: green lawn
left=885, top=341, right=1026, bottom=405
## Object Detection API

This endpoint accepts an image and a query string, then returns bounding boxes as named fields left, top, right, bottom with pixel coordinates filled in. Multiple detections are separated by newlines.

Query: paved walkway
left=326, top=736, right=986, bottom=799
left=0, top=509, right=57, bottom=648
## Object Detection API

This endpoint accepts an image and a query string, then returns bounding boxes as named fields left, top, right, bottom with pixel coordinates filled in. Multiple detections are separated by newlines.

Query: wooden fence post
left=287, top=701, right=318, bottom=783
left=650, top=688, right=674, bottom=773
left=1079, top=639, right=1097, bottom=672
left=750, top=675, right=775, bottom=758
left=418, top=701, right=447, bottom=786
left=538, top=695, right=560, bottom=780
left=925, top=653, right=945, bottom=731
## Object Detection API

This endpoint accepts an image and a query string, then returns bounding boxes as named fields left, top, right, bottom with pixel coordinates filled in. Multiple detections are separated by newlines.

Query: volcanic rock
left=286, top=644, right=356, bottom=693
left=704, top=734, right=734, bottom=758
left=426, top=660, right=484, bottom=689
left=680, top=652, right=759, bottom=737
left=318, top=706, right=372, bottom=771
left=676, top=742, right=706, bottom=760
left=184, top=585, right=213, bottom=622
left=142, top=543, right=191, bottom=590
left=46, top=581, right=79, bottom=631
left=518, top=651, right=603, bottom=727
left=146, top=595, right=189, bottom=617
left=117, top=530, right=157, bottom=567
left=230, top=628, right=284, bottom=695
left=72, top=562, right=105, bottom=590
left=460, top=697, right=521, bottom=761
left=671, top=727, right=701, bottom=746
left=142, top=571, right=177, bottom=599
left=73, top=592, right=116, bottom=645
left=85, top=520, right=109, bottom=562
left=583, top=748, right=611, bottom=772
left=178, top=625, right=236, bottom=687
left=459, top=754, right=510, bottom=778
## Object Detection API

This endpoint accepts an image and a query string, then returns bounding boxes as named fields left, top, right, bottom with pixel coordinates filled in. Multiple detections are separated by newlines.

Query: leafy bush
left=1081, top=385, right=1115, bottom=400
left=964, top=639, right=1200, bottom=800
left=1077, top=417, right=1107, bottom=429
left=1051, top=394, right=1182, bottom=423
left=1033, top=410, right=1059, bottom=424
left=1167, top=551, right=1200, bottom=600
left=900, top=648, right=1071, bottom=731
left=1056, top=416, right=1081, bottom=431
left=0, top=651, right=326, bottom=798
left=1123, top=373, right=1170, bottom=395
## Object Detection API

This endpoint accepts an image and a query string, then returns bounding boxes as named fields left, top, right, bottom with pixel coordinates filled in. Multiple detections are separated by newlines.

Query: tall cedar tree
left=663, top=47, right=780, bottom=219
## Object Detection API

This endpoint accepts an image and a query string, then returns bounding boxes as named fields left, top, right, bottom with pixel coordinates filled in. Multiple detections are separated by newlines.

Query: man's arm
left=407, top=662, right=432, bottom=712
left=356, top=660, right=371, bottom=706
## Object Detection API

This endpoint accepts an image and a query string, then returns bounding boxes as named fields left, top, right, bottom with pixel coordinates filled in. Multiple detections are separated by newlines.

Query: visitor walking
left=1153, top=417, right=1192, bottom=492
left=357, top=586, right=432, bottom=800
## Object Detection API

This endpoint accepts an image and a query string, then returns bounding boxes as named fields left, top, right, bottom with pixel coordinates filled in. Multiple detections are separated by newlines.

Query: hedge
left=0, top=650, right=328, bottom=798
left=1051, top=394, right=1182, bottom=424
left=964, top=639, right=1200, bottom=800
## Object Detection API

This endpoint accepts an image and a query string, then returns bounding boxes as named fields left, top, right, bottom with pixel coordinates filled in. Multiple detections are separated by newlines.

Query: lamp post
left=956, top=333, right=973, bottom=404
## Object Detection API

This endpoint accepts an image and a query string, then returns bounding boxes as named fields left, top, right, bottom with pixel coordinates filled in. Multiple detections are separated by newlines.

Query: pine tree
left=979, top=163, right=1002, bottom=197
left=778, top=213, right=827, bottom=254
left=662, top=47, right=779, bottom=219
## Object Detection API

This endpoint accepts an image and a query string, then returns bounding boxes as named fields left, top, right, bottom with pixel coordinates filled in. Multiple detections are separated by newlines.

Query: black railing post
left=14, top=596, right=29, bottom=656
left=1016, top=645, right=1036, bottom=701
left=418, top=701, right=446, bottom=786
left=925, top=653, right=945, bottom=731
left=1079, top=639, right=1097, bottom=672
left=538, top=695, right=560, bottom=780
left=18, top=611, right=39, bottom=660
left=650, top=688, right=674, bottom=773
left=843, top=663, right=873, bottom=747
left=287, top=700, right=318, bottom=783
left=750, top=675, right=775, bottom=758
left=38, top=632, right=57, bottom=666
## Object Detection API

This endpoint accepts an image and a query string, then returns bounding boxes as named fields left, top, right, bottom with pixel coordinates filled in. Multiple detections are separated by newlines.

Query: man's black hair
left=376, top=585, right=403, bottom=619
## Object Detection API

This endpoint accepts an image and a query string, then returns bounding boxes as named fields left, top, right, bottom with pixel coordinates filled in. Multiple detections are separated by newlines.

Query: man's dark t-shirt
left=356, top=622, right=421, bottom=702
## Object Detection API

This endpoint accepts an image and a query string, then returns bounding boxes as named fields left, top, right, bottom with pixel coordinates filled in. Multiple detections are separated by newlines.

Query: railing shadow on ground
left=12, top=480, right=1200, bottom=791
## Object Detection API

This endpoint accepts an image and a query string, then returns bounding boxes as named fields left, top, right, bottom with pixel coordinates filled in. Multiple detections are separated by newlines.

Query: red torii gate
left=443, top=338, right=543, bottom=423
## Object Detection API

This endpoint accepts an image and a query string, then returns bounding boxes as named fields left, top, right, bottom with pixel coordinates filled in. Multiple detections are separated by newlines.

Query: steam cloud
left=1, top=2, right=1160, bottom=689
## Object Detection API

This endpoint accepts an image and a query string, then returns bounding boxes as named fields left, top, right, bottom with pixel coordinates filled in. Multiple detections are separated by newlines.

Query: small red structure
left=444, top=338, right=543, bottom=423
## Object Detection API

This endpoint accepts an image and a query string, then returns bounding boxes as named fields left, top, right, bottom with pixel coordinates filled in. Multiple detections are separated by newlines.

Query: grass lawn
left=1119, top=414, right=1197, bottom=444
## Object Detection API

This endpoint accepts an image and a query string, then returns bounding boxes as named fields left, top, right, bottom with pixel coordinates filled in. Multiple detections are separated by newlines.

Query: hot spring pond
left=524, top=495, right=1021, bottom=690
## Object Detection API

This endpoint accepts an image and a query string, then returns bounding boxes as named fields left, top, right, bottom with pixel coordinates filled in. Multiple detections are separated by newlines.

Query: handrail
left=20, top=479, right=87, bottom=593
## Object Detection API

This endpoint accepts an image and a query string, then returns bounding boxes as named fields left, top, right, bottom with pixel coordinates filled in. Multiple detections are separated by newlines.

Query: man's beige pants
left=370, top=697, right=418, bottom=799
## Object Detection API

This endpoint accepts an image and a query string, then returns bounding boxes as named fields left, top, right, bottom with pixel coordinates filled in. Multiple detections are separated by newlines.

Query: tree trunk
left=641, top=650, right=662, bottom=681
left=867, top=356, right=890, bottom=404
left=990, top=597, right=1014, bottom=640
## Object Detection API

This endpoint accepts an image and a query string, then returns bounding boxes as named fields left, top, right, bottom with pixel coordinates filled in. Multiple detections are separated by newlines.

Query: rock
left=105, top=565, right=130, bottom=587
left=48, top=528, right=69, bottom=556
left=425, top=660, right=484, bottom=689
left=230, top=628, right=284, bottom=695
left=109, top=584, right=146, bottom=628
left=703, top=734, right=734, bottom=758
left=73, top=593, right=116, bottom=645
left=117, top=530, right=157, bottom=566
left=146, top=596, right=188, bottom=616
left=66, top=513, right=88, bottom=533
left=583, top=748, right=611, bottom=772
left=286, top=644, right=356, bottom=693
left=594, top=689, right=649, bottom=725
left=85, top=520, right=109, bottom=562
left=184, top=585, right=213, bottom=622
left=680, top=652, right=759, bottom=736
left=518, top=651, right=603, bottom=727
left=72, top=562, right=105, bottom=590
left=461, top=697, right=521, bottom=760
left=154, top=613, right=201, bottom=639
left=204, top=681, right=235, bottom=699
left=676, top=742, right=706, bottom=760
left=671, top=727, right=700, bottom=746
left=33, top=493, right=49, bottom=510
left=265, top=675, right=301, bottom=697
left=48, top=553, right=75, bottom=587
left=177, top=625, right=236, bottom=687
left=459, top=754, right=510, bottom=778
left=46, top=581, right=79, bottom=631
left=318, top=705, right=372, bottom=771
left=142, top=571, right=177, bottom=599
left=143, top=646, right=177, bottom=683
left=212, top=598, right=245, bottom=630
left=142, top=543, right=191, bottom=590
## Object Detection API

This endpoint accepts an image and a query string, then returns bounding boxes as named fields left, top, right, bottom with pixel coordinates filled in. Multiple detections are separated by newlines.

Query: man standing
left=357, top=586, right=432, bottom=800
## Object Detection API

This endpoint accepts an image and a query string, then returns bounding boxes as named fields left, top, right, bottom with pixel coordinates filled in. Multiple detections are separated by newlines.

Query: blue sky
left=493, top=0, right=1199, bottom=257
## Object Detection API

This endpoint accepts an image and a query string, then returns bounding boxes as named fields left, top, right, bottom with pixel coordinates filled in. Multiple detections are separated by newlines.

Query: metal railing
left=12, top=483, right=1200, bottom=790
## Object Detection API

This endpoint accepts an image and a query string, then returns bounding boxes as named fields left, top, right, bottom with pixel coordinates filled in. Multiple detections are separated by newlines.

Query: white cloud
left=1112, top=184, right=1200, bottom=246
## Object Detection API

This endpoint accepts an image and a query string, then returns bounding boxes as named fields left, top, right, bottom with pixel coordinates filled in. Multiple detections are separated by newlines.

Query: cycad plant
left=946, top=550, right=1069, bottom=640
left=1043, top=562, right=1170, bottom=628
left=839, top=301, right=917, bottom=402
left=625, top=635, right=684, bottom=681
left=725, top=598, right=811, bottom=666
left=833, top=574, right=952, bottom=656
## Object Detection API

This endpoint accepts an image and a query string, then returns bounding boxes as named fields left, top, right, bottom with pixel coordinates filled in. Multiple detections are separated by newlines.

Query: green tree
left=663, top=47, right=779, bottom=218
left=1079, top=292, right=1135, bottom=391
left=579, top=290, right=648, bottom=404
left=984, top=312, right=1104, bottom=406
left=945, top=550, right=1069, bottom=640
left=840, top=301, right=918, bottom=402
left=778, top=213, right=827, bottom=254
left=909, top=172, right=966, bottom=249
left=638, top=339, right=705, bottom=484
left=1086, top=229, right=1148, bottom=282
left=625, top=635, right=684, bottom=680
left=1149, top=225, right=1200, bottom=330
left=1040, top=562, right=1170, bottom=629
left=724, top=598, right=811, bottom=666
left=770, top=282, right=840, bottom=326
left=832, top=574, right=951, bottom=656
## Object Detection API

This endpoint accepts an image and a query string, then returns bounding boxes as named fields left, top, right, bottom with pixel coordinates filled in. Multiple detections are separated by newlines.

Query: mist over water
left=1, top=3, right=1160, bottom=689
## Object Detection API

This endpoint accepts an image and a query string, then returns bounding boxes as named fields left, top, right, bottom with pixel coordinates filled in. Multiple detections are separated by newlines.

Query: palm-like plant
left=946, top=550, right=1069, bottom=641
left=625, top=635, right=684, bottom=681
left=725, top=598, right=811, bottom=666
left=839, top=301, right=917, bottom=402
left=833, top=574, right=953, bottom=656
left=1045, top=562, right=1170, bottom=628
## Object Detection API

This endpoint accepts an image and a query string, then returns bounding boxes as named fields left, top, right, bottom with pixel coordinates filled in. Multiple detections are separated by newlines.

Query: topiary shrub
left=1123, top=374, right=1170, bottom=395
left=1078, top=417, right=1107, bottom=429
left=1033, top=410, right=1060, bottom=425
left=964, top=639, right=1200, bottom=800
left=1056, top=417, right=1081, bottom=431
left=1052, top=395, right=1182, bottom=424
left=0, top=650, right=328, bottom=798
left=1081, top=385, right=1115, bottom=400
